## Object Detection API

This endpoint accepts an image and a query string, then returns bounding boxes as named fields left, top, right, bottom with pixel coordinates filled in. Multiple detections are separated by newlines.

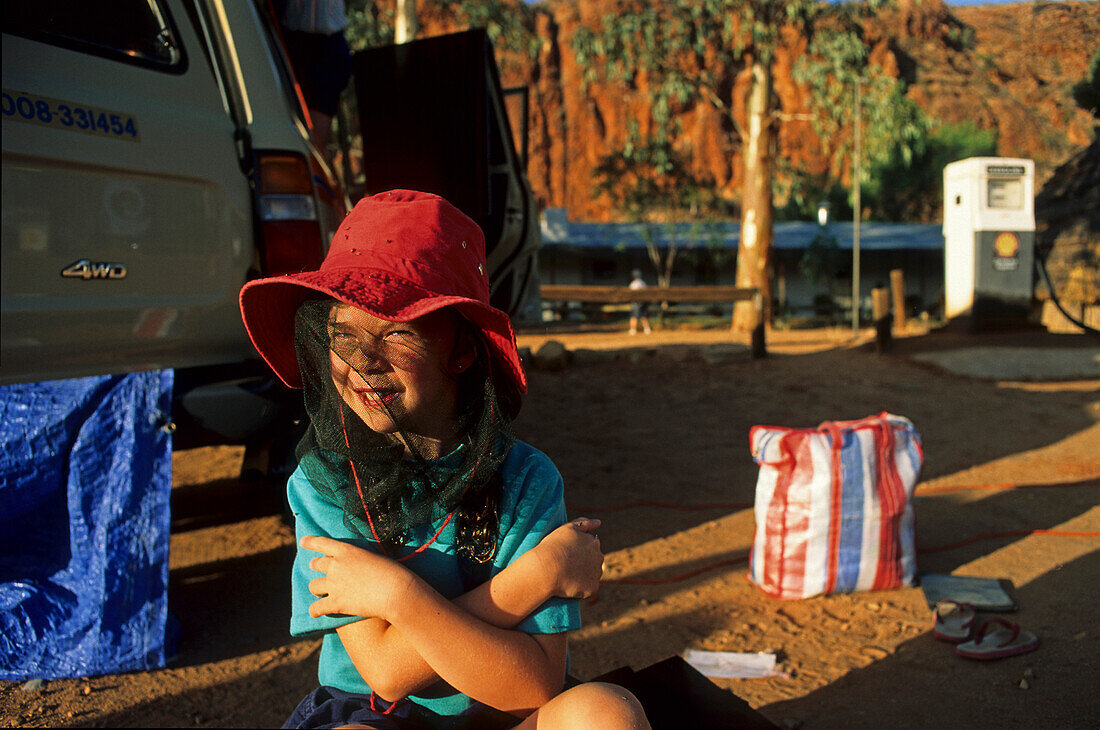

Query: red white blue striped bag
left=748, top=412, right=923, bottom=600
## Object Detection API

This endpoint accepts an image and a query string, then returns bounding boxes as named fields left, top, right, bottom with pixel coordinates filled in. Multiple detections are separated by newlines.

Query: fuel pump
left=942, top=158, right=1035, bottom=329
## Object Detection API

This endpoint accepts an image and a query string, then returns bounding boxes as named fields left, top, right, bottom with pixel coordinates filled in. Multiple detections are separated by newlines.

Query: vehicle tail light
left=256, top=152, right=323, bottom=275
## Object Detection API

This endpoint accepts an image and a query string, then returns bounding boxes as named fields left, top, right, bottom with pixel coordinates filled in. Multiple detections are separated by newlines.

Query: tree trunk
left=395, top=0, right=419, bottom=44
left=732, top=58, right=775, bottom=332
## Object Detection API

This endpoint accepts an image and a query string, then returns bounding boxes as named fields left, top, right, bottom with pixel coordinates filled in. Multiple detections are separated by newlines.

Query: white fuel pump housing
left=942, top=157, right=1035, bottom=328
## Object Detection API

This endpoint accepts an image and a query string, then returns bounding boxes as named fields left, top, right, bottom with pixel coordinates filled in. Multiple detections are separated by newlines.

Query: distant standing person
left=628, top=269, right=652, bottom=335
left=277, top=0, right=352, bottom=152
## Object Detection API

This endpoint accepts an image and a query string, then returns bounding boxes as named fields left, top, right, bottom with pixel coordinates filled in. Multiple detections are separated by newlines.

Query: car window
left=3, top=0, right=186, bottom=72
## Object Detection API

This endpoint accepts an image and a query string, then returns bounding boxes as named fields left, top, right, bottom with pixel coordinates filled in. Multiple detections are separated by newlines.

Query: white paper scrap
left=682, top=649, right=786, bottom=679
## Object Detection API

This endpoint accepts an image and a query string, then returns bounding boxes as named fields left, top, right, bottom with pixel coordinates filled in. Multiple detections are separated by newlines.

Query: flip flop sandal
left=932, top=600, right=977, bottom=643
left=956, top=618, right=1039, bottom=660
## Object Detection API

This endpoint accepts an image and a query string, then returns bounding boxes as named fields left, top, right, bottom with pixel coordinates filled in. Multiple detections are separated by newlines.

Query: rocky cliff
left=410, top=0, right=1099, bottom=223
left=898, top=1, right=1097, bottom=174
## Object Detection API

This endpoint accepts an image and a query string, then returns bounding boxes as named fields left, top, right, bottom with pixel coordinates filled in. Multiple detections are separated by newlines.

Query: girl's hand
left=531, top=517, right=604, bottom=600
left=300, top=535, right=417, bottom=621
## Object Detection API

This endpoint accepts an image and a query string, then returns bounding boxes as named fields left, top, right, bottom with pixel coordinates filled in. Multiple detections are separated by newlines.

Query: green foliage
left=798, top=228, right=842, bottom=286
left=344, top=1, right=536, bottom=60
left=794, top=6, right=928, bottom=216
left=945, top=24, right=976, bottom=52
left=435, top=0, right=538, bottom=59
left=574, top=0, right=915, bottom=319
left=780, top=116, right=998, bottom=224
left=860, top=82, right=928, bottom=182
left=345, top=1, right=395, bottom=50
left=574, top=1, right=896, bottom=205
left=572, top=0, right=869, bottom=114
left=576, top=1, right=908, bottom=201
left=1070, top=48, right=1100, bottom=124
left=774, top=175, right=852, bottom=223
left=592, top=120, right=723, bottom=284
left=593, top=120, right=719, bottom=220
left=865, top=120, right=998, bottom=222
left=571, top=2, right=734, bottom=112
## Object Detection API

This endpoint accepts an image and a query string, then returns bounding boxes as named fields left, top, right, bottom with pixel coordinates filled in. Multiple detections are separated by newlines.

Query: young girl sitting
left=239, top=190, right=649, bottom=729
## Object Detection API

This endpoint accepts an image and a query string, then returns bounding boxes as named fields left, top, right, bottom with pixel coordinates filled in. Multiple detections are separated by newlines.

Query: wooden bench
left=539, top=285, right=766, bottom=358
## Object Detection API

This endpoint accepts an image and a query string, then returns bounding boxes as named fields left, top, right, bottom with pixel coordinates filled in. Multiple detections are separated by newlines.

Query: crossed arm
left=301, top=518, right=602, bottom=715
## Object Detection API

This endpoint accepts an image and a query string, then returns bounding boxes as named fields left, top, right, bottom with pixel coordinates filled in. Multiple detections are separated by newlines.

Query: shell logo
left=993, top=232, right=1019, bottom=259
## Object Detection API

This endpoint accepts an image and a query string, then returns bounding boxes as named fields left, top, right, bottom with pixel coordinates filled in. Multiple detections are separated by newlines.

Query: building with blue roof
left=538, top=209, right=945, bottom=319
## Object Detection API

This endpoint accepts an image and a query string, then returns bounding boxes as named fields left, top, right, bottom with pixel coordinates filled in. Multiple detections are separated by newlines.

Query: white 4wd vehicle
left=2, top=0, right=347, bottom=459
left=2, top=4, right=542, bottom=472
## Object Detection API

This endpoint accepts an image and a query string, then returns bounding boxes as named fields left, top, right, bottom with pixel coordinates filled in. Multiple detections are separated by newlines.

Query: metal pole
left=852, top=78, right=862, bottom=336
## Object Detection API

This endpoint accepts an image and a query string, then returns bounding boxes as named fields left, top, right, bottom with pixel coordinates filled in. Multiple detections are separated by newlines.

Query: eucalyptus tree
left=346, top=0, right=537, bottom=59
left=573, top=0, right=915, bottom=329
left=794, top=17, right=926, bottom=220
left=593, top=118, right=721, bottom=289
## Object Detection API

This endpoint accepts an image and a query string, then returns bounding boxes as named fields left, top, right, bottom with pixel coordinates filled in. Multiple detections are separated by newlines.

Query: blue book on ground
left=919, top=573, right=1018, bottom=612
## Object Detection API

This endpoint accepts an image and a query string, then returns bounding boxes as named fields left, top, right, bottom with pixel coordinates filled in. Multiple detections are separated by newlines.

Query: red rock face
left=406, top=0, right=1099, bottom=223
left=876, top=0, right=1099, bottom=182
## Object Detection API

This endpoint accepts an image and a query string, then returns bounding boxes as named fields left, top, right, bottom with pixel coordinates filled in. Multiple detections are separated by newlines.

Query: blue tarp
left=0, top=371, right=173, bottom=680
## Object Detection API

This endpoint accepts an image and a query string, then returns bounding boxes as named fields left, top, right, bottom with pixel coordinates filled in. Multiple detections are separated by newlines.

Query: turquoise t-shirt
left=287, top=439, right=581, bottom=717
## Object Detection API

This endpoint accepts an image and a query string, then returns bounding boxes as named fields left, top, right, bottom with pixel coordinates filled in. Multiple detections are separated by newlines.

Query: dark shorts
left=631, top=301, right=649, bottom=318
left=283, top=686, right=519, bottom=730
left=281, top=29, right=353, bottom=116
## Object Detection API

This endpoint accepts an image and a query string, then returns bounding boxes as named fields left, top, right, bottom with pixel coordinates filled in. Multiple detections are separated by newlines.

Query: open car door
left=352, top=29, right=541, bottom=325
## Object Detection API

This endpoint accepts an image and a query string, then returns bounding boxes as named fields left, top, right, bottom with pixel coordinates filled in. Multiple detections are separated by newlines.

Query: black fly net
left=291, top=297, right=515, bottom=564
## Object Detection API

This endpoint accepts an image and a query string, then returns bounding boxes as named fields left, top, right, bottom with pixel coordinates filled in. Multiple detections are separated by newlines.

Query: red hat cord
left=336, top=397, right=497, bottom=563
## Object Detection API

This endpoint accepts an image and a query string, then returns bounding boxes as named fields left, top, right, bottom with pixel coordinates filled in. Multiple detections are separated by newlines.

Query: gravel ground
left=2, top=323, right=1097, bottom=728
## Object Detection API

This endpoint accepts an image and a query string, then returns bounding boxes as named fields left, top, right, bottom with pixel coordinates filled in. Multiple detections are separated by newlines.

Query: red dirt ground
left=2, top=324, right=1098, bottom=728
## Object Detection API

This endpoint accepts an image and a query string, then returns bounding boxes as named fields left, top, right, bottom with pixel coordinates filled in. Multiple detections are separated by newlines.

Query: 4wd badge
left=61, top=259, right=128, bottom=280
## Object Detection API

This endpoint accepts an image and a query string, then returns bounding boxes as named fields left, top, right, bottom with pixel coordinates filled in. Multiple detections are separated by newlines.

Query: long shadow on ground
left=760, top=549, right=1100, bottom=728
left=517, top=331, right=1098, bottom=555
left=75, top=654, right=318, bottom=728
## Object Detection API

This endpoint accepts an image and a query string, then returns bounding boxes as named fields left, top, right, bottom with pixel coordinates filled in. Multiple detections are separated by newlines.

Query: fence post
left=872, top=285, right=892, bottom=353
left=890, top=269, right=906, bottom=333
left=751, top=290, right=767, bottom=359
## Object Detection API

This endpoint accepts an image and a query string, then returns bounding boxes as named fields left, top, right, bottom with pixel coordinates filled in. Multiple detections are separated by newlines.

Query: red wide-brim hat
left=239, top=189, right=527, bottom=395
